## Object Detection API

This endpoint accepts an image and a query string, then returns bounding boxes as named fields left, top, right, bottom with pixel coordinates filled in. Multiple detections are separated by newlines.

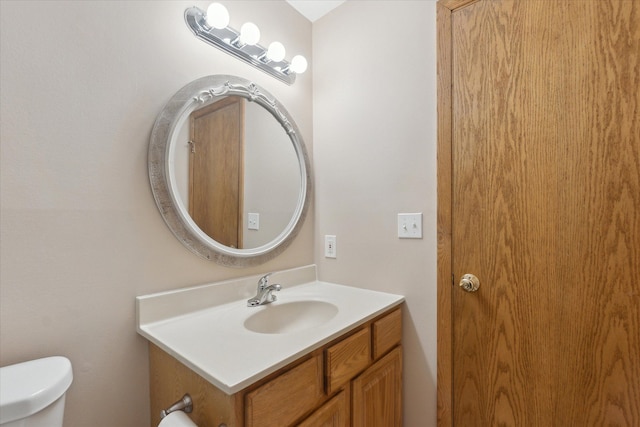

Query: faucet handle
left=257, top=273, right=272, bottom=289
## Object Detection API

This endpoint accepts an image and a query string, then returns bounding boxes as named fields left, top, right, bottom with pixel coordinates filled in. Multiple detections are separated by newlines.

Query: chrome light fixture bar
left=185, top=5, right=307, bottom=85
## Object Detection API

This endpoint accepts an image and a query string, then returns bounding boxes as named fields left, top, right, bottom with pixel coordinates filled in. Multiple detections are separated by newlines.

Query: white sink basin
left=244, top=301, right=339, bottom=334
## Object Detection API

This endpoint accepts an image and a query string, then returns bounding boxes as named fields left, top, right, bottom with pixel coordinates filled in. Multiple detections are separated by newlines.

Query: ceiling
left=285, top=0, right=346, bottom=22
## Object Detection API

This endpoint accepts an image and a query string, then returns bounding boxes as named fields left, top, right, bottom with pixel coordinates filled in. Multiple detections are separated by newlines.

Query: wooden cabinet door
left=352, top=347, right=402, bottom=427
left=325, top=327, right=371, bottom=395
left=245, top=355, right=324, bottom=427
left=297, top=390, right=349, bottom=427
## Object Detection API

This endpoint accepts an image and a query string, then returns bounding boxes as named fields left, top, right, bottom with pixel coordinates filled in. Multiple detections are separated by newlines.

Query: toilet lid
left=0, top=356, right=73, bottom=424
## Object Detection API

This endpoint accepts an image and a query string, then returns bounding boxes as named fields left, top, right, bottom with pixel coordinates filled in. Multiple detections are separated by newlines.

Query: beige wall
left=243, top=102, right=301, bottom=247
left=313, top=1, right=438, bottom=425
left=0, top=1, right=312, bottom=426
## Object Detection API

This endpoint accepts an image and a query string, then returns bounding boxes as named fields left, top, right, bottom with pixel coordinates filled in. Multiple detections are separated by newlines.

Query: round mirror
left=149, top=75, right=312, bottom=267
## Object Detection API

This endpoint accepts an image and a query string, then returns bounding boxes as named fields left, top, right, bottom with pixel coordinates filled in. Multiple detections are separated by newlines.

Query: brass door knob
left=459, top=274, right=480, bottom=292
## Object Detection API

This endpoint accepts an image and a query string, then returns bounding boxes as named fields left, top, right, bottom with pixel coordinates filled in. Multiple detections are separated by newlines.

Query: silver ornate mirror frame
left=148, top=75, right=312, bottom=267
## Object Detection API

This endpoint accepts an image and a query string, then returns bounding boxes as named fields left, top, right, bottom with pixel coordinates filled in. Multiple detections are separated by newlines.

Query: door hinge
left=187, top=140, right=196, bottom=153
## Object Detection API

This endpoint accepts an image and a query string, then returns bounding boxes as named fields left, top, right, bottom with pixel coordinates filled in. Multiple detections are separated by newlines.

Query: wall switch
left=325, top=235, right=337, bottom=258
left=248, top=213, right=259, bottom=230
left=398, top=213, right=423, bottom=239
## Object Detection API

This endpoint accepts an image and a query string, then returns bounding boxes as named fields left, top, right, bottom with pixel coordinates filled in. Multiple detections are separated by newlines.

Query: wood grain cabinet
left=352, top=348, right=402, bottom=427
left=149, top=306, right=402, bottom=427
left=297, top=390, right=349, bottom=427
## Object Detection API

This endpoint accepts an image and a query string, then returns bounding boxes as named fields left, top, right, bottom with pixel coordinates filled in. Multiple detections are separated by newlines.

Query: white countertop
left=136, top=265, right=404, bottom=394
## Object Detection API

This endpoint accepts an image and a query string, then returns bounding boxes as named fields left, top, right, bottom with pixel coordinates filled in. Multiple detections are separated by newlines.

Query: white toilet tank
left=0, top=356, right=73, bottom=427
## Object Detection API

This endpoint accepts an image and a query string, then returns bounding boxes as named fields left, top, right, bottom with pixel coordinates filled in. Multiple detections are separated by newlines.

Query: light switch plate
left=397, top=213, right=423, bottom=239
left=248, top=213, right=259, bottom=230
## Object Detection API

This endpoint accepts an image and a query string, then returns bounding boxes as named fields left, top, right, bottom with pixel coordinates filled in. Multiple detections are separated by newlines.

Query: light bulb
left=239, top=22, right=260, bottom=45
left=290, top=55, right=308, bottom=74
left=266, top=42, right=286, bottom=62
left=205, top=3, right=229, bottom=30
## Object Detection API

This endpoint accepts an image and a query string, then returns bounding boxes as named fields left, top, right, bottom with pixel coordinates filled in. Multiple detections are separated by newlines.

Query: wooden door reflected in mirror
left=189, top=96, right=245, bottom=248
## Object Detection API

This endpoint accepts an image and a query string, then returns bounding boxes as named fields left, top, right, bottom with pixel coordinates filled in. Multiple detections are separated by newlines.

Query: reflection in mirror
left=173, top=98, right=300, bottom=249
left=149, top=75, right=311, bottom=267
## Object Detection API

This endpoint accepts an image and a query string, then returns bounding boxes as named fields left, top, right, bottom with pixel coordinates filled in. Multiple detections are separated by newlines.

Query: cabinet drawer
left=325, top=327, right=371, bottom=394
left=372, top=308, right=402, bottom=360
left=245, top=354, right=324, bottom=427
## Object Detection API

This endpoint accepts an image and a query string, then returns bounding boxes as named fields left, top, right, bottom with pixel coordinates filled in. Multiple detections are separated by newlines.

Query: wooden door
left=189, top=96, right=244, bottom=248
left=437, top=1, right=640, bottom=425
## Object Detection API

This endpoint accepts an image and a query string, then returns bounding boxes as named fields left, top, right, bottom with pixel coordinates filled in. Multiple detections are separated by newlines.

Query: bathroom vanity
left=142, top=75, right=404, bottom=426
left=136, top=266, right=404, bottom=427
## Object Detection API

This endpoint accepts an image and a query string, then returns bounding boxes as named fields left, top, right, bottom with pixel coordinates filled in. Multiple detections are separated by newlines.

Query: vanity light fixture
left=185, top=3, right=308, bottom=85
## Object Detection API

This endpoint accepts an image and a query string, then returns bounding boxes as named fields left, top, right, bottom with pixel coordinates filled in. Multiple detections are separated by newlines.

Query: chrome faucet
left=247, top=273, right=282, bottom=307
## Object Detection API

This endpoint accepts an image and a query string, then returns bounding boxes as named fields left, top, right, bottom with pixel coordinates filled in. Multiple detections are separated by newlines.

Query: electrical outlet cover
left=325, top=235, right=337, bottom=258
